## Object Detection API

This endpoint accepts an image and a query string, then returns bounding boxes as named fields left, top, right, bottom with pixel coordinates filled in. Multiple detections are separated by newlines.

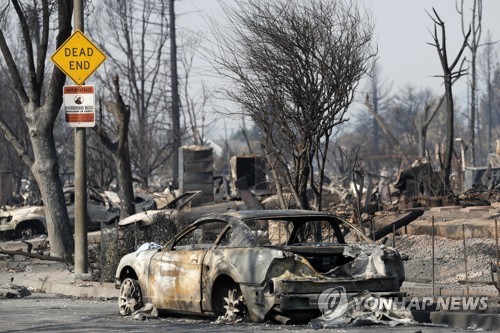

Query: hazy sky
left=366, top=0, right=500, bottom=96
left=176, top=0, right=500, bottom=130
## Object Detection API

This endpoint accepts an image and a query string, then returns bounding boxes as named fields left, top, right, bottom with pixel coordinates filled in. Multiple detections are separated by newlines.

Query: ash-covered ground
left=393, top=234, right=498, bottom=284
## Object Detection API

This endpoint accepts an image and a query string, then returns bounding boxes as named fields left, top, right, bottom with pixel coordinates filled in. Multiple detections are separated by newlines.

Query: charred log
left=373, top=209, right=424, bottom=241
left=0, top=247, right=68, bottom=263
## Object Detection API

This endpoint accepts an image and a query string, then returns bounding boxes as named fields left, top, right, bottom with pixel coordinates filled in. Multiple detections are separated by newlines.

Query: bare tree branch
left=212, top=0, right=376, bottom=209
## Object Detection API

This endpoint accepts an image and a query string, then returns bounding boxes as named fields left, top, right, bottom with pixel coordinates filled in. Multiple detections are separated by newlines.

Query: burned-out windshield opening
left=170, top=219, right=257, bottom=250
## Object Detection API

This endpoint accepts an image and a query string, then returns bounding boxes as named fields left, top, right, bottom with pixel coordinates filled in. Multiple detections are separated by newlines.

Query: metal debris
left=310, top=291, right=415, bottom=328
left=134, top=242, right=162, bottom=256
left=0, top=284, right=31, bottom=299
left=131, top=303, right=159, bottom=321
left=215, top=289, right=245, bottom=324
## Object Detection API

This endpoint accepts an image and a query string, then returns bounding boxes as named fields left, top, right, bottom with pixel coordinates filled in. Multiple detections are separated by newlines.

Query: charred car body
left=118, top=190, right=247, bottom=231
left=115, top=210, right=405, bottom=323
left=0, top=188, right=155, bottom=239
left=0, top=206, right=46, bottom=239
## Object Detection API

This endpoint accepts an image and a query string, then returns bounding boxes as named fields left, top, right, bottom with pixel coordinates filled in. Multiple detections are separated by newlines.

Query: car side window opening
left=64, top=191, right=74, bottom=205
left=89, top=192, right=106, bottom=206
left=172, top=221, right=228, bottom=250
left=214, top=225, right=232, bottom=246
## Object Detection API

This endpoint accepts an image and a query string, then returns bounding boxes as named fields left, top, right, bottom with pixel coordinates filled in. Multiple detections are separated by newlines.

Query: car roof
left=192, top=209, right=372, bottom=243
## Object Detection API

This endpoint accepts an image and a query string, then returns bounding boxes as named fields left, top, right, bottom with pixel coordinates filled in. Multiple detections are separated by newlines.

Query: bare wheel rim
left=119, top=278, right=142, bottom=316
left=17, top=224, right=36, bottom=239
left=21, top=227, right=34, bottom=238
left=222, top=288, right=245, bottom=322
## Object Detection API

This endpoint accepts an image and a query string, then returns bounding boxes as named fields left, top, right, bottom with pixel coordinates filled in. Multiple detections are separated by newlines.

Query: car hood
left=118, top=209, right=178, bottom=227
left=116, top=247, right=161, bottom=279
left=0, top=206, right=45, bottom=218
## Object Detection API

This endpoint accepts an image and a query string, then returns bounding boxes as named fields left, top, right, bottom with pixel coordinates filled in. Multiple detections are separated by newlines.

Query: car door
left=63, top=188, right=118, bottom=228
left=148, top=221, right=227, bottom=313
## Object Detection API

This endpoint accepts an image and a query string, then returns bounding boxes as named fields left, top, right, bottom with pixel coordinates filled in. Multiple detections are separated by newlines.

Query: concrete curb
left=9, top=275, right=119, bottom=299
left=430, top=312, right=500, bottom=331
left=402, top=281, right=500, bottom=298
left=402, top=282, right=500, bottom=331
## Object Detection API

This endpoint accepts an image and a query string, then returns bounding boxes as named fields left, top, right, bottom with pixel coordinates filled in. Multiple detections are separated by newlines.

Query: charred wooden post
left=432, top=215, right=435, bottom=297
left=462, top=224, right=469, bottom=296
left=496, top=219, right=500, bottom=295
left=392, top=224, right=396, bottom=248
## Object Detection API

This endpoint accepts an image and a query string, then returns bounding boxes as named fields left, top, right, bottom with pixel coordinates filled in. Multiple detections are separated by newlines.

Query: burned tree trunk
left=428, top=8, right=470, bottom=192
left=373, top=209, right=424, bottom=241
left=95, top=75, right=135, bottom=219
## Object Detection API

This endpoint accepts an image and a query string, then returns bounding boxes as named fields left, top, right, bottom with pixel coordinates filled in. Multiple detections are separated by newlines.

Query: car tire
left=118, top=277, right=143, bottom=316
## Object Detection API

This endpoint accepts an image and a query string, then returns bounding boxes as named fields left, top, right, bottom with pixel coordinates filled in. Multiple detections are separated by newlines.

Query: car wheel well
left=119, top=266, right=138, bottom=281
left=211, top=274, right=238, bottom=316
left=15, top=220, right=46, bottom=238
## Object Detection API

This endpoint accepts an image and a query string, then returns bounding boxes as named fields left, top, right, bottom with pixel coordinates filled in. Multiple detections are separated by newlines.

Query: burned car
left=115, top=210, right=405, bottom=323
left=0, top=187, right=153, bottom=240
left=63, top=187, right=120, bottom=229
left=118, top=190, right=246, bottom=231
left=0, top=189, right=118, bottom=239
left=102, top=190, right=157, bottom=213
left=0, top=206, right=46, bottom=239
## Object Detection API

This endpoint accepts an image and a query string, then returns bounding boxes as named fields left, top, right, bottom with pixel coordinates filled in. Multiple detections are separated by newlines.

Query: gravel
left=393, top=234, right=499, bottom=284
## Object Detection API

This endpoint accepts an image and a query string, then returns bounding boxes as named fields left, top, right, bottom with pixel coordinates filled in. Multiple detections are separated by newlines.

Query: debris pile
left=310, top=291, right=415, bottom=328
left=130, top=303, right=159, bottom=321
left=0, top=283, right=32, bottom=299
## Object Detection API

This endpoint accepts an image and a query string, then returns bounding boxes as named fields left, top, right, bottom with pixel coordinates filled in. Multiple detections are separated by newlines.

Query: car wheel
left=119, top=278, right=143, bottom=316
left=223, top=288, right=245, bottom=321
left=214, top=282, right=247, bottom=322
left=16, top=222, right=42, bottom=239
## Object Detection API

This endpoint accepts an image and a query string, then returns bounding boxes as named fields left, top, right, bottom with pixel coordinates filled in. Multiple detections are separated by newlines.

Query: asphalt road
left=0, top=294, right=475, bottom=333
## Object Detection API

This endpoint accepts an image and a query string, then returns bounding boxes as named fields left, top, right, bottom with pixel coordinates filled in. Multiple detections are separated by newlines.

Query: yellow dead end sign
left=51, top=30, right=106, bottom=85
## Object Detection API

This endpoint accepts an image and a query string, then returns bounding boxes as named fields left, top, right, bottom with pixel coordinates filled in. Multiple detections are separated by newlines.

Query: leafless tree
left=91, top=0, right=173, bottom=189
left=386, top=86, right=446, bottom=160
left=86, top=131, right=115, bottom=190
left=478, top=31, right=498, bottom=161
left=336, top=145, right=365, bottom=231
left=366, top=64, right=393, bottom=168
left=212, top=0, right=376, bottom=209
left=179, top=43, right=216, bottom=146
left=0, top=0, right=73, bottom=256
left=458, top=0, right=482, bottom=166
left=428, top=8, right=470, bottom=192
left=94, top=76, right=135, bottom=219
left=363, top=64, right=416, bottom=172
left=416, top=93, right=445, bottom=159
left=0, top=62, right=31, bottom=198
left=364, top=95, right=412, bottom=165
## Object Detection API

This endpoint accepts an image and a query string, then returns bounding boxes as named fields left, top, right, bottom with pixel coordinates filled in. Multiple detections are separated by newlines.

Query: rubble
left=310, top=291, right=415, bottom=328
left=131, top=303, right=159, bottom=321
left=0, top=283, right=32, bottom=299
